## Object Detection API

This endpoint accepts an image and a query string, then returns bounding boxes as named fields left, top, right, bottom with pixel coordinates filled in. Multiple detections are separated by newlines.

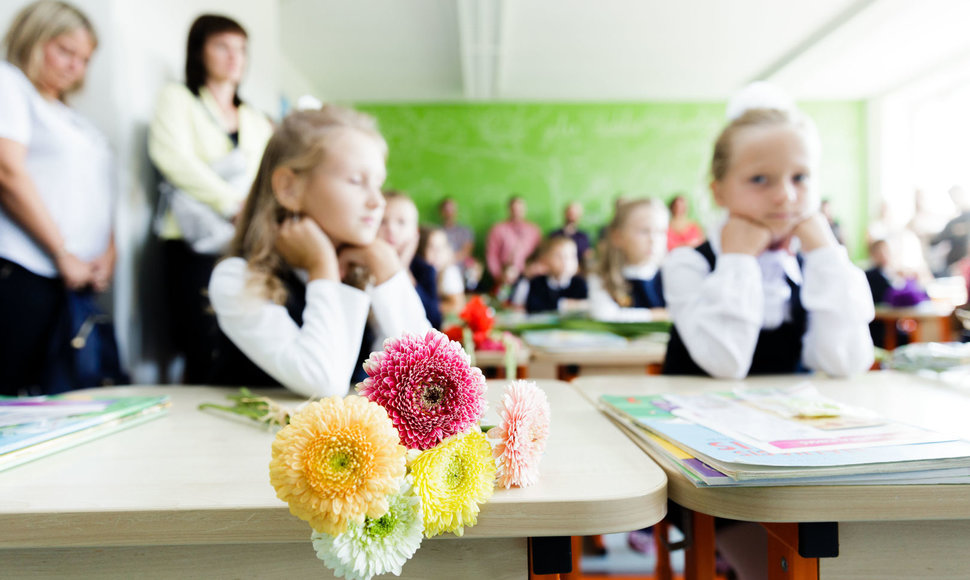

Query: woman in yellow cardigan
left=148, top=14, right=273, bottom=384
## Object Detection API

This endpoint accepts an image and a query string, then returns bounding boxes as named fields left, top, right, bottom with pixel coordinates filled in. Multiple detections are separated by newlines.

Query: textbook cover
left=600, top=388, right=970, bottom=482
left=0, top=394, right=170, bottom=472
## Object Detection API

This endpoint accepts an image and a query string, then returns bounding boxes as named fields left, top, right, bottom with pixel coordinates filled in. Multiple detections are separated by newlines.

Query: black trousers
left=0, top=257, right=66, bottom=395
left=162, top=240, right=220, bottom=384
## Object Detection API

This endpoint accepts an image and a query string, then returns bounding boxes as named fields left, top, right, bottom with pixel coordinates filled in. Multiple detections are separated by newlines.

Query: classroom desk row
left=475, top=336, right=668, bottom=381
left=3, top=371, right=969, bottom=579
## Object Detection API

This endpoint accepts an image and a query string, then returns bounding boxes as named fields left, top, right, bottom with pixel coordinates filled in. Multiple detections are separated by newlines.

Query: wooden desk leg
left=654, top=519, right=674, bottom=580
left=762, top=523, right=818, bottom=580
left=684, top=511, right=716, bottom=580
left=529, top=536, right=572, bottom=580
left=908, top=319, right=921, bottom=343
left=883, top=319, right=897, bottom=350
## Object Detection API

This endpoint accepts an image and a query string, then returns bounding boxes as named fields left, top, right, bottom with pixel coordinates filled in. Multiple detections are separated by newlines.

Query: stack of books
left=0, top=393, right=170, bottom=472
left=599, top=383, right=970, bottom=486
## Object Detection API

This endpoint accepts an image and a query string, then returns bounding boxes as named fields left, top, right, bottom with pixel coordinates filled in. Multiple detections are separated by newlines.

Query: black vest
left=525, top=275, right=588, bottom=313
left=628, top=272, right=665, bottom=309
left=207, top=270, right=373, bottom=386
left=662, top=242, right=807, bottom=376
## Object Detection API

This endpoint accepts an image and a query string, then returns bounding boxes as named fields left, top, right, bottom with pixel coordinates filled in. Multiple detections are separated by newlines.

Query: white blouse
left=0, top=62, right=114, bottom=278
left=660, top=221, right=875, bottom=379
left=588, top=263, right=661, bottom=322
left=208, top=258, right=431, bottom=398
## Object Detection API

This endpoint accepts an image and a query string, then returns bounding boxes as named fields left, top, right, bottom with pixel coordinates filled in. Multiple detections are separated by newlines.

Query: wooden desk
left=474, top=345, right=532, bottom=379
left=0, top=381, right=665, bottom=579
left=873, top=303, right=956, bottom=349
left=529, top=337, right=667, bottom=381
left=572, top=372, right=970, bottom=580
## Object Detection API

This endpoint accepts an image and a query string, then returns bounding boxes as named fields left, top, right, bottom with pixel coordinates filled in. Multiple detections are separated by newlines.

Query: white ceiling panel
left=279, top=0, right=970, bottom=102
left=769, top=0, right=970, bottom=99
left=280, top=0, right=463, bottom=101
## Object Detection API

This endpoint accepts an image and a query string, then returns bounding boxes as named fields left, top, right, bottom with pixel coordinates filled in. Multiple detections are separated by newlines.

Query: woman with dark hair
left=0, top=1, right=119, bottom=394
left=148, top=14, right=273, bottom=383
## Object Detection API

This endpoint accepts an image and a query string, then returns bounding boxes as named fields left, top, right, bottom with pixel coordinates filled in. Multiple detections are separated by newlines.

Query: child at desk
left=378, top=191, right=443, bottom=329
left=659, top=95, right=875, bottom=580
left=512, top=235, right=588, bottom=313
left=661, top=106, right=874, bottom=378
left=207, top=106, right=430, bottom=397
left=588, top=198, right=669, bottom=321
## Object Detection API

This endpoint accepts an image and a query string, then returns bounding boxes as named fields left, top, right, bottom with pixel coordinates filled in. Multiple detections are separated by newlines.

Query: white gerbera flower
left=312, top=480, right=424, bottom=580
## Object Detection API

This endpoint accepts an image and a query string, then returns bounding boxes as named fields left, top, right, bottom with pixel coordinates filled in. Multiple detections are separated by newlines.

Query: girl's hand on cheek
left=792, top=212, right=838, bottom=252
left=275, top=217, right=339, bottom=281
left=721, top=214, right=772, bottom=256
left=339, top=238, right=402, bottom=286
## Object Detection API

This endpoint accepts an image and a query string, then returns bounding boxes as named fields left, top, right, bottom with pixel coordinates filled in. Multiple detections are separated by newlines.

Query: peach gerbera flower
left=269, top=396, right=406, bottom=535
left=488, top=380, right=551, bottom=488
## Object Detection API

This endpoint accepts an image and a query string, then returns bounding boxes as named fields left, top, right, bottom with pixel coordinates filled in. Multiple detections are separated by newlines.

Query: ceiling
left=280, top=0, right=970, bottom=102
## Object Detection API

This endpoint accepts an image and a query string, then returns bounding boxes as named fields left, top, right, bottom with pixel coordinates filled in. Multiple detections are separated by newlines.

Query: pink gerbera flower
left=358, top=330, right=487, bottom=451
left=488, top=380, right=551, bottom=488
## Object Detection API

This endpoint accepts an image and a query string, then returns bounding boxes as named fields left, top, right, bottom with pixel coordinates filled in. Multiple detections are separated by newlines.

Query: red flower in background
left=460, top=296, right=494, bottom=343
left=443, top=296, right=507, bottom=351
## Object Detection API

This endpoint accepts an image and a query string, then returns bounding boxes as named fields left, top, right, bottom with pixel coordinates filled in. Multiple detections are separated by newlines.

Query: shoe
left=627, top=529, right=654, bottom=555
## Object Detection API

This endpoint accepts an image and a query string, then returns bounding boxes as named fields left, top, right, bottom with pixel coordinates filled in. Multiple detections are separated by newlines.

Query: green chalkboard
left=357, top=101, right=867, bottom=260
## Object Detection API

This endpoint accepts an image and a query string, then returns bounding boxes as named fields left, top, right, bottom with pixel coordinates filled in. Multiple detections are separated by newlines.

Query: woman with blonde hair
left=207, top=105, right=430, bottom=396
left=0, top=1, right=119, bottom=394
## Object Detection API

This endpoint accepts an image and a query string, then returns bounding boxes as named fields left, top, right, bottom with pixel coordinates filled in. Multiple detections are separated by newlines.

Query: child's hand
left=276, top=217, right=339, bottom=281
left=721, top=215, right=773, bottom=256
left=339, top=238, right=402, bottom=286
left=792, top=212, right=838, bottom=252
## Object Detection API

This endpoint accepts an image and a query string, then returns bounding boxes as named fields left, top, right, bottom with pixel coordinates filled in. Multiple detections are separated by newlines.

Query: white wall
left=1, top=0, right=280, bottom=383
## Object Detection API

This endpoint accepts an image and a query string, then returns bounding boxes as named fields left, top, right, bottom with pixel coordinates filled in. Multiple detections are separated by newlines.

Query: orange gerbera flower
left=269, top=396, right=406, bottom=535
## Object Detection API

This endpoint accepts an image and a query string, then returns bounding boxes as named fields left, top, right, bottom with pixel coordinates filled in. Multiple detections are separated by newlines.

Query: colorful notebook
left=0, top=394, right=170, bottom=471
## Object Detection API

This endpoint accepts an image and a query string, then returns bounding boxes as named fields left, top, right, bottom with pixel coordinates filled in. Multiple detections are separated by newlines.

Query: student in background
left=379, top=191, right=442, bottom=329
left=550, top=201, right=592, bottom=268
left=418, top=225, right=465, bottom=318
left=866, top=238, right=928, bottom=348
left=588, top=198, right=669, bottom=322
left=513, top=236, right=588, bottom=314
left=660, top=92, right=874, bottom=580
left=207, top=106, right=430, bottom=397
left=666, top=194, right=704, bottom=250
left=661, top=106, right=874, bottom=380
left=485, top=195, right=542, bottom=292
left=819, top=199, right=845, bottom=246
left=149, top=14, right=274, bottom=383
left=437, top=196, right=481, bottom=291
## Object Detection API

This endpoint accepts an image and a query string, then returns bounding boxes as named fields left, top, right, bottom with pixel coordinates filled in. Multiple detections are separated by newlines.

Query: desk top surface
left=572, top=371, right=970, bottom=523
left=0, top=380, right=665, bottom=548
left=874, top=302, right=955, bottom=318
left=529, top=336, right=667, bottom=364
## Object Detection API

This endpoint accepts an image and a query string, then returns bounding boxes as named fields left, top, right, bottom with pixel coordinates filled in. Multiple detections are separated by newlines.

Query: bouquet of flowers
left=261, top=330, right=550, bottom=580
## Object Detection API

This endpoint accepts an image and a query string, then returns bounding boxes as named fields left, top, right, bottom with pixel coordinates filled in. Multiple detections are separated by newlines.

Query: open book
left=600, top=384, right=970, bottom=486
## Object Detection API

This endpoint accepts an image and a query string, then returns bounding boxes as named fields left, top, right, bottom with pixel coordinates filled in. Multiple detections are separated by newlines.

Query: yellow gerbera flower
left=269, top=395, right=406, bottom=535
left=409, top=430, right=496, bottom=537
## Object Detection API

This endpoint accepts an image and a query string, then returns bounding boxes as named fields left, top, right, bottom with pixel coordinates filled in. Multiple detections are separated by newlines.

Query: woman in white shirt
left=148, top=14, right=273, bottom=384
left=207, top=106, right=430, bottom=398
left=0, top=1, right=115, bottom=395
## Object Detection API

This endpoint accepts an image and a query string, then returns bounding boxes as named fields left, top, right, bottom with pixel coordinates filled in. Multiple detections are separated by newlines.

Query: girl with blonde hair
left=661, top=103, right=873, bottom=379
left=207, top=105, right=430, bottom=396
left=588, top=198, right=669, bottom=321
